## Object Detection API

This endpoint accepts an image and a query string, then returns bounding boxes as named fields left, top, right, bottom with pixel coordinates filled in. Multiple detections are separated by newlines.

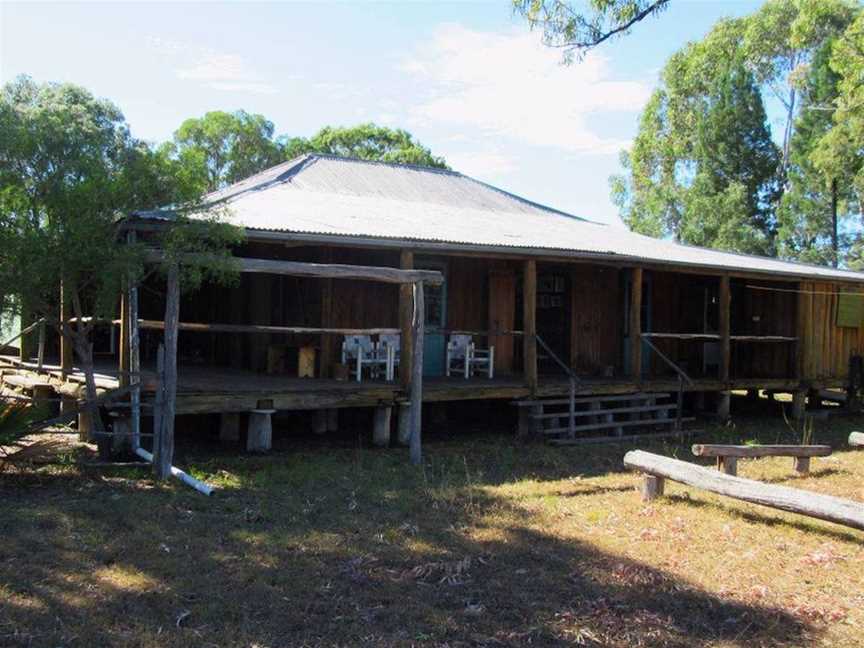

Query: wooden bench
left=691, top=443, right=832, bottom=476
left=850, top=432, right=864, bottom=448
left=624, top=450, right=864, bottom=531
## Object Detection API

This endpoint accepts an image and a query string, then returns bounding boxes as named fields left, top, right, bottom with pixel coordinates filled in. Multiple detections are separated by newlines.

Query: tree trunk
left=831, top=178, right=838, bottom=268
left=69, top=289, right=104, bottom=440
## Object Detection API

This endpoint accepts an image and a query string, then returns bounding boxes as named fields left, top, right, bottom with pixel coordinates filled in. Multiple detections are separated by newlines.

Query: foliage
left=612, top=56, right=780, bottom=254
left=166, top=110, right=284, bottom=193
left=514, top=0, right=670, bottom=58
left=611, top=0, right=861, bottom=263
left=283, top=123, right=448, bottom=169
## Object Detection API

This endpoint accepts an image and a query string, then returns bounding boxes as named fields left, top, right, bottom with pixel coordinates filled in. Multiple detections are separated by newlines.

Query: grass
left=1, top=400, right=864, bottom=647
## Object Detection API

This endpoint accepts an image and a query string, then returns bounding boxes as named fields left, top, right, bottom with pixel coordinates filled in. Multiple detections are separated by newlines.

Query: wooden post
left=717, top=456, right=738, bottom=476
left=793, top=456, right=811, bottom=475
left=18, top=298, right=32, bottom=363
left=36, top=320, right=45, bottom=370
left=792, top=389, right=807, bottom=420
left=629, top=267, right=642, bottom=381
left=59, top=282, right=72, bottom=381
left=154, top=264, right=179, bottom=480
left=319, top=248, right=335, bottom=378
left=128, top=262, right=141, bottom=451
left=409, top=282, right=425, bottom=465
left=641, top=474, right=665, bottom=502
left=373, top=406, right=392, bottom=447
left=314, top=409, right=328, bottom=434
left=399, top=250, right=414, bottom=389
left=119, top=284, right=130, bottom=389
left=397, top=402, right=411, bottom=445
left=717, top=274, right=731, bottom=417
left=523, top=259, right=537, bottom=393
left=152, top=343, right=165, bottom=457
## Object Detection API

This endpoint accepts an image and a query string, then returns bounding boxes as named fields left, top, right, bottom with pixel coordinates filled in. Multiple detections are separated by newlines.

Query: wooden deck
left=1, top=354, right=819, bottom=415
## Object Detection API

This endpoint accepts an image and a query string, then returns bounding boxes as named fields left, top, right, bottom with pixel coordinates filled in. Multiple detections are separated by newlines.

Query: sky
left=0, top=0, right=765, bottom=226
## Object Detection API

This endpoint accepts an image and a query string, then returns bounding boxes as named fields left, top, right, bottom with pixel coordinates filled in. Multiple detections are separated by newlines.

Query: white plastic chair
left=446, top=334, right=495, bottom=379
left=377, top=333, right=400, bottom=381
left=341, top=335, right=387, bottom=382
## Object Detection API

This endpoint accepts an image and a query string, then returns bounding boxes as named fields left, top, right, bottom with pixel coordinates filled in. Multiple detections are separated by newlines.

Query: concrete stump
left=219, top=413, right=240, bottom=443
left=373, top=406, right=392, bottom=447
left=110, top=415, right=132, bottom=455
left=247, top=409, right=275, bottom=452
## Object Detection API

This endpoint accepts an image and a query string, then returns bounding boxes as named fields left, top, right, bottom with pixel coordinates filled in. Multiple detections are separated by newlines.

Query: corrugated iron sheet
left=140, top=154, right=864, bottom=283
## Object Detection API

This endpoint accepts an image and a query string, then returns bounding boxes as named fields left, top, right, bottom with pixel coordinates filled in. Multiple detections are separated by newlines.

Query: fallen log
left=850, top=432, right=864, bottom=447
left=624, top=450, right=864, bottom=532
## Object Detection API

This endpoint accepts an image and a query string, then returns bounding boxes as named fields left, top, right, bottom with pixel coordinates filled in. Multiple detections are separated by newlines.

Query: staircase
left=516, top=392, right=694, bottom=445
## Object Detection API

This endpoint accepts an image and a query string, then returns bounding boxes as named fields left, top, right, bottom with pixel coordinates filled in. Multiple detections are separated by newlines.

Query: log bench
left=692, top=444, right=832, bottom=476
left=850, top=432, right=864, bottom=448
left=624, top=450, right=864, bottom=531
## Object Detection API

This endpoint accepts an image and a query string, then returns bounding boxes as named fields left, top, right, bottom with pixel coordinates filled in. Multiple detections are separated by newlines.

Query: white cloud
left=400, top=24, right=649, bottom=154
left=445, top=150, right=518, bottom=176
left=147, top=36, right=277, bottom=95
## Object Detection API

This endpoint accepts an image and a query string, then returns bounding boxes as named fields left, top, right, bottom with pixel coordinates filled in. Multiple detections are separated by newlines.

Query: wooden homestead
left=5, top=154, right=864, bottom=456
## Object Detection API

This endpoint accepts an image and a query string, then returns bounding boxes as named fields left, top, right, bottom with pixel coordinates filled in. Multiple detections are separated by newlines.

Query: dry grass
left=1, top=400, right=864, bottom=647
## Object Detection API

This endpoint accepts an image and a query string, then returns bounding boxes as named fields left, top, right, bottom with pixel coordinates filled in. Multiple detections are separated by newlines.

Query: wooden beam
left=399, top=250, right=414, bottom=389
left=409, top=282, right=425, bottom=465
left=131, top=319, right=400, bottom=336
left=692, top=444, right=832, bottom=459
left=522, top=260, right=537, bottom=393
left=146, top=251, right=443, bottom=286
left=629, top=267, right=642, bottom=380
left=625, top=450, right=864, bottom=531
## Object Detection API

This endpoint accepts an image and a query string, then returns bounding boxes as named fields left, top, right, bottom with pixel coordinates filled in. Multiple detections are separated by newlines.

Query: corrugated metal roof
left=138, top=154, right=864, bottom=283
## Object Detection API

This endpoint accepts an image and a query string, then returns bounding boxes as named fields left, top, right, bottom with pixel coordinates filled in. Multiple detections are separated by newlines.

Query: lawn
left=1, top=403, right=863, bottom=647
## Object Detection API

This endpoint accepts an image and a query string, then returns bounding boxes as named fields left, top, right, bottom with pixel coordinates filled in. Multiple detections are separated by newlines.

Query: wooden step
left=550, top=429, right=700, bottom=446
left=531, top=403, right=677, bottom=420
left=543, top=416, right=695, bottom=436
left=513, top=392, right=671, bottom=407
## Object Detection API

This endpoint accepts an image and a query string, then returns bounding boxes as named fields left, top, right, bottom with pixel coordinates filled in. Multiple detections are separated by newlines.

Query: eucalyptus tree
left=611, top=0, right=859, bottom=260
left=282, top=123, right=448, bottom=169
left=0, top=76, right=240, bottom=437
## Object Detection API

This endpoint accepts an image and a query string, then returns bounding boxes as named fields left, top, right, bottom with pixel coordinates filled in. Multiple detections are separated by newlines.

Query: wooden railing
left=641, top=335, right=693, bottom=431
left=535, top=333, right=581, bottom=439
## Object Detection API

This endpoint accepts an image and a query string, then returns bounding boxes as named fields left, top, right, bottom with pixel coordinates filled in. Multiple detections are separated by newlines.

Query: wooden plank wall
left=731, top=280, right=796, bottom=379
left=799, top=280, right=864, bottom=382
left=569, top=265, right=621, bottom=376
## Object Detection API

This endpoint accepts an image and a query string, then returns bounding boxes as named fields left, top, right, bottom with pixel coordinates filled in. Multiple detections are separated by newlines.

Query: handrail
left=641, top=335, right=694, bottom=387
left=535, top=334, right=579, bottom=439
left=535, top=334, right=582, bottom=386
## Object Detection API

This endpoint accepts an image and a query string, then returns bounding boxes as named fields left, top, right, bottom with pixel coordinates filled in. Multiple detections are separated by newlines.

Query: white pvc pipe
left=134, top=447, right=214, bottom=496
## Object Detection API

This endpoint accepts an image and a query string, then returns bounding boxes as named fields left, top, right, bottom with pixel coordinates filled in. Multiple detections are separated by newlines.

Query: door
left=536, top=271, right=570, bottom=372
left=420, top=262, right=447, bottom=377
left=488, top=270, right=516, bottom=373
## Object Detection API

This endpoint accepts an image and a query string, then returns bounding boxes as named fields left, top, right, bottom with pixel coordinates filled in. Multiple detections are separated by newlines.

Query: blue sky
left=0, top=0, right=764, bottom=225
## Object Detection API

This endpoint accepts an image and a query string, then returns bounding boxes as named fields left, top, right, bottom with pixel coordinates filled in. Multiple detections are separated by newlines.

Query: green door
left=420, top=262, right=447, bottom=377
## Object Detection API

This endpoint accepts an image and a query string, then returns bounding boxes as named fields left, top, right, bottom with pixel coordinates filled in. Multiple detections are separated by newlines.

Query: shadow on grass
left=0, top=456, right=819, bottom=648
